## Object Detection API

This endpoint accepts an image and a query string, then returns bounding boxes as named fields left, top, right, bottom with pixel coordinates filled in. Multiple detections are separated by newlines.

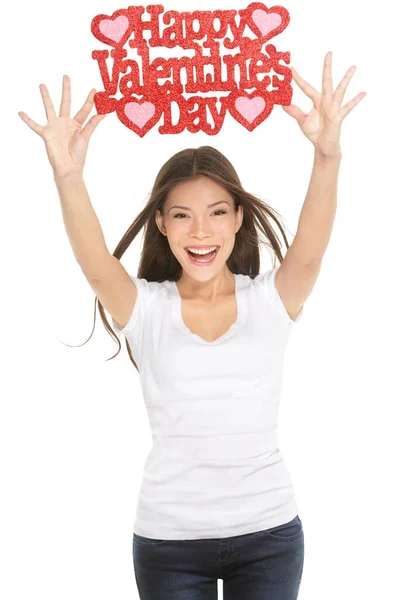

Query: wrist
left=54, top=171, right=84, bottom=185
left=314, top=146, right=342, bottom=163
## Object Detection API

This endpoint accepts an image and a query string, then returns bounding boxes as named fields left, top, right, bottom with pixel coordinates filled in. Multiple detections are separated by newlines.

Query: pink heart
left=252, top=10, right=282, bottom=36
left=99, top=15, right=129, bottom=43
left=235, top=97, right=266, bottom=124
left=124, top=102, right=156, bottom=128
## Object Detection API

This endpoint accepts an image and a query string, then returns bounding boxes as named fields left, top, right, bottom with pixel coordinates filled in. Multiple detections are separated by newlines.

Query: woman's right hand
left=18, top=75, right=107, bottom=179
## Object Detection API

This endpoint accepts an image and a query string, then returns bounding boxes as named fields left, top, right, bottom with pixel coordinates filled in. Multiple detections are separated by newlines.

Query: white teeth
left=186, top=246, right=217, bottom=255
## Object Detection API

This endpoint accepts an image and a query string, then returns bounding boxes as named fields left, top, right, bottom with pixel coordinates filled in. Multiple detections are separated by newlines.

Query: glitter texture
left=90, top=3, right=293, bottom=136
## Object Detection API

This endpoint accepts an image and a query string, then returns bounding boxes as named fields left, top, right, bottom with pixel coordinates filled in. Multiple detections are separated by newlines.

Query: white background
left=3, top=0, right=399, bottom=598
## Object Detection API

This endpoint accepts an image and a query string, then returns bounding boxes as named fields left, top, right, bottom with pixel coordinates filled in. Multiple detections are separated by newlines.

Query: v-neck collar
left=169, top=273, right=248, bottom=345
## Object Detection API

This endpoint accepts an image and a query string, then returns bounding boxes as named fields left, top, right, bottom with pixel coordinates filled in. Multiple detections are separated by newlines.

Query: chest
left=180, top=293, right=238, bottom=343
left=138, top=282, right=291, bottom=394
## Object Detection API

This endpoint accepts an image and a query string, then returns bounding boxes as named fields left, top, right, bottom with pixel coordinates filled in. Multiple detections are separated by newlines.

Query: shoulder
left=248, top=267, right=304, bottom=325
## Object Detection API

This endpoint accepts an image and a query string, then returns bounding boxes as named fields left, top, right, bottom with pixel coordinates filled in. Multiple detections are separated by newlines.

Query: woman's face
left=156, top=176, right=243, bottom=280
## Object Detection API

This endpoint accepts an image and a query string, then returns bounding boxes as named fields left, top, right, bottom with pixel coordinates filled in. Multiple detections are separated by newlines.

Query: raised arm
left=54, top=172, right=111, bottom=279
left=277, top=52, right=366, bottom=317
left=18, top=74, right=137, bottom=329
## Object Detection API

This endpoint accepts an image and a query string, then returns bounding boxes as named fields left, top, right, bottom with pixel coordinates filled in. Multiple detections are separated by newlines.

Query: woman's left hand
left=282, top=51, right=367, bottom=158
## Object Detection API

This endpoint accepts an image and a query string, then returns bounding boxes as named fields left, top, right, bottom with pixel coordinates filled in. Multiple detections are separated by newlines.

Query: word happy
left=91, top=3, right=292, bottom=136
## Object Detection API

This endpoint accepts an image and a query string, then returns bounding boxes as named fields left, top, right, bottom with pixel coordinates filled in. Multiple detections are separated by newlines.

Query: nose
left=188, top=217, right=213, bottom=239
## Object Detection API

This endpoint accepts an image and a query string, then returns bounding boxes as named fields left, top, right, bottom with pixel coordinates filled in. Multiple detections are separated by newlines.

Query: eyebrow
left=168, top=200, right=230, bottom=213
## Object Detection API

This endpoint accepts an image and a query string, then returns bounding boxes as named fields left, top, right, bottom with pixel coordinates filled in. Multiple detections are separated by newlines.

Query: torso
left=130, top=273, right=299, bottom=540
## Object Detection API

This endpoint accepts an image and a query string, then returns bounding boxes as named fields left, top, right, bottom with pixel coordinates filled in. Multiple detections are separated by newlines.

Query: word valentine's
left=91, top=3, right=293, bottom=137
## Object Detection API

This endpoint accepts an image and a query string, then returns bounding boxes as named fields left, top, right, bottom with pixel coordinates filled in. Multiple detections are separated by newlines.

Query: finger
left=291, top=67, right=320, bottom=103
left=79, top=113, right=107, bottom=144
left=340, top=92, right=367, bottom=119
left=333, top=65, right=357, bottom=107
left=59, top=74, right=71, bottom=118
left=39, top=83, right=57, bottom=121
left=73, top=89, right=96, bottom=126
left=18, top=111, right=44, bottom=136
left=322, top=51, right=333, bottom=96
left=282, top=103, right=308, bottom=123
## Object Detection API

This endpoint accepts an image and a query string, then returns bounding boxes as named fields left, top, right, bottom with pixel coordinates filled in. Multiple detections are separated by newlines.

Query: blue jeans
left=132, top=514, right=304, bottom=599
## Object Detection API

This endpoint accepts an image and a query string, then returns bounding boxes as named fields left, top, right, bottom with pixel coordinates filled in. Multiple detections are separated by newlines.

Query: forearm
left=292, top=148, right=342, bottom=263
left=54, top=173, right=111, bottom=278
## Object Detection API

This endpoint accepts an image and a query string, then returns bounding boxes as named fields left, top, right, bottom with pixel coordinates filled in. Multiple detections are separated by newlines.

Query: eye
left=174, top=208, right=226, bottom=219
left=173, top=210, right=227, bottom=219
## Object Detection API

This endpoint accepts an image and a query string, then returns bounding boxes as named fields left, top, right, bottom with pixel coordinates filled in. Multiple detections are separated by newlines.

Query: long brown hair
left=68, top=146, right=292, bottom=372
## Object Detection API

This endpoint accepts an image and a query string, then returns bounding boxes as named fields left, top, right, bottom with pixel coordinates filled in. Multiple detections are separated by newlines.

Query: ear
left=236, top=203, right=244, bottom=232
left=155, top=209, right=166, bottom=236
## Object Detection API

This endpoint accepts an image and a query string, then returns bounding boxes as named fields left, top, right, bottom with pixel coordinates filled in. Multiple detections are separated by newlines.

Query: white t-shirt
left=112, top=265, right=303, bottom=540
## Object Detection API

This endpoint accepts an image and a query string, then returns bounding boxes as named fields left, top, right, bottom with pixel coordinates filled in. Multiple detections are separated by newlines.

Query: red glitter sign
left=91, top=3, right=292, bottom=136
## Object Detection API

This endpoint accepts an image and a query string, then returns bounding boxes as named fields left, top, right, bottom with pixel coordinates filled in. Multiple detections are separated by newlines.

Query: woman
left=18, top=51, right=365, bottom=599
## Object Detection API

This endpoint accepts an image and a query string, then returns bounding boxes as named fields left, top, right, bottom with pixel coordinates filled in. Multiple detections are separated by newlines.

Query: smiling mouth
left=185, top=246, right=220, bottom=264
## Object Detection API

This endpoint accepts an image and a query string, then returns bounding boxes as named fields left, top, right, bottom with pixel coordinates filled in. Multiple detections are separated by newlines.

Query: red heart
left=99, top=15, right=129, bottom=43
left=245, top=4, right=289, bottom=40
left=91, top=10, right=130, bottom=47
left=225, top=90, right=273, bottom=131
left=116, top=97, right=162, bottom=137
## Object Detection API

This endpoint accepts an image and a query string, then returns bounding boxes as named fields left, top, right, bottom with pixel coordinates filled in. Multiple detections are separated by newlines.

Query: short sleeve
left=256, top=265, right=304, bottom=325
left=111, top=275, right=147, bottom=338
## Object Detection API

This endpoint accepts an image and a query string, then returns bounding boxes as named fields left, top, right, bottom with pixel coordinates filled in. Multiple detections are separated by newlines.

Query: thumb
left=80, top=113, right=107, bottom=144
left=282, top=104, right=305, bottom=123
